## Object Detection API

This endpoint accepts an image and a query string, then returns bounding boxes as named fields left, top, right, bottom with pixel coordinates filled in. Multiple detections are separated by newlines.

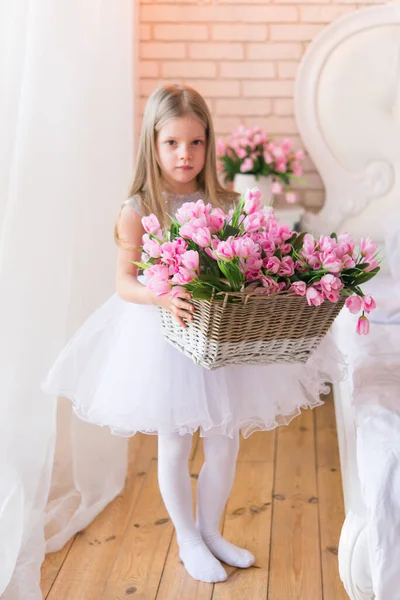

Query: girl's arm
left=115, top=205, right=194, bottom=327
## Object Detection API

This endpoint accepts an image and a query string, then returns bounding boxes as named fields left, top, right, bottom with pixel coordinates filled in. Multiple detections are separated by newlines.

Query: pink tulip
left=291, top=162, right=303, bottom=177
left=244, top=187, right=263, bottom=214
left=295, top=149, right=305, bottom=161
left=345, top=295, right=363, bottom=314
left=265, top=256, right=280, bottom=274
left=243, top=211, right=266, bottom=233
left=276, top=161, right=287, bottom=173
left=286, top=192, right=297, bottom=204
left=320, top=274, right=343, bottom=295
left=303, top=234, right=316, bottom=254
left=179, top=222, right=196, bottom=240
left=272, top=181, right=283, bottom=195
left=263, top=151, right=273, bottom=164
left=170, top=286, right=187, bottom=299
left=216, top=240, right=235, bottom=262
left=321, top=252, right=342, bottom=273
left=192, top=227, right=212, bottom=248
left=282, top=138, right=292, bottom=153
left=306, top=287, right=324, bottom=307
left=279, top=256, right=295, bottom=276
left=360, top=238, right=378, bottom=257
left=356, top=315, right=370, bottom=335
left=235, top=148, right=246, bottom=159
left=147, top=265, right=171, bottom=296
left=208, top=208, right=226, bottom=233
left=261, top=276, right=280, bottom=294
left=142, top=234, right=162, bottom=259
left=291, top=281, right=307, bottom=296
left=171, top=267, right=195, bottom=286
left=363, top=295, right=376, bottom=314
left=142, top=214, right=161, bottom=236
left=240, top=157, right=254, bottom=173
left=181, top=250, right=199, bottom=272
left=233, top=237, right=258, bottom=259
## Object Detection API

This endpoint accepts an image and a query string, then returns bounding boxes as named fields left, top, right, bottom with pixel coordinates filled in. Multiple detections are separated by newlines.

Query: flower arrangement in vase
left=217, top=125, right=305, bottom=206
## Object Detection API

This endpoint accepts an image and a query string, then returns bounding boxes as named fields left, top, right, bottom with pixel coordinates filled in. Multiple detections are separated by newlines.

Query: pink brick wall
left=138, top=1, right=385, bottom=209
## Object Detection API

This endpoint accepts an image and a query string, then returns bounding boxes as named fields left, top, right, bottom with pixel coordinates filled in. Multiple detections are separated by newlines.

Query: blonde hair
left=115, top=83, right=238, bottom=245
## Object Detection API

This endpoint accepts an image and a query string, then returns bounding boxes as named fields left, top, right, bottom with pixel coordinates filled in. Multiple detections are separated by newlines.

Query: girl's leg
left=196, top=432, right=255, bottom=568
left=157, top=432, right=227, bottom=583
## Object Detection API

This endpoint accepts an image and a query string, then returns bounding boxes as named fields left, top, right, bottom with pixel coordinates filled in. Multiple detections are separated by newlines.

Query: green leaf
left=293, top=231, right=307, bottom=250
left=131, top=261, right=150, bottom=270
left=353, top=267, right=380, bottom=285
left=221, top=224, right=240, bottom=240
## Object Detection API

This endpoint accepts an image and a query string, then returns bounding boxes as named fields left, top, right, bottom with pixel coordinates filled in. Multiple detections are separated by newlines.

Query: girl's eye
left=192, top=140, right=203, bottom=146
left=166, top=140, right=176, bottom=146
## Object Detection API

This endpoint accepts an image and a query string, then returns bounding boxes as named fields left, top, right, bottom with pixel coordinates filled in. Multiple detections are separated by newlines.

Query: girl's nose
left=179, top=144, right=192, bottom=161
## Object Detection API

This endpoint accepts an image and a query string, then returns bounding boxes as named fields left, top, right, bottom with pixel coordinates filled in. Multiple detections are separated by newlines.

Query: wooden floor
left=41, top=392, right=348, bottom=600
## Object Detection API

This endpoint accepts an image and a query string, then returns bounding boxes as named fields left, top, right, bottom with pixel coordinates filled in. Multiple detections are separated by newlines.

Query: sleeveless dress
left=42, top=190, right=345, bottom=439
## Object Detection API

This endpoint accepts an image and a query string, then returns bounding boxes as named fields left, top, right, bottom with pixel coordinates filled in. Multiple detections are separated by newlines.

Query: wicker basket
left=159, top=291, right=345, bottom=370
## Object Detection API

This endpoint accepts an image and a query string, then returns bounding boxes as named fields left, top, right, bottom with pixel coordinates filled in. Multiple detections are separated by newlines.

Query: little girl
left=43, top=83, right=342, bottom=583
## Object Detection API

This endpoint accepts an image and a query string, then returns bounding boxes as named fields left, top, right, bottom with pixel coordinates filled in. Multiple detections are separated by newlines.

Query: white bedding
left=333, top=274, right=400, bottom=600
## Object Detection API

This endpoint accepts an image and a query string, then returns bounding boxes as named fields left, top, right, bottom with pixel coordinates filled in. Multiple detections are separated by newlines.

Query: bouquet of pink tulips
left=136, top=188, right=379, bottom=335
left=216, top=125, right=305, bottom=204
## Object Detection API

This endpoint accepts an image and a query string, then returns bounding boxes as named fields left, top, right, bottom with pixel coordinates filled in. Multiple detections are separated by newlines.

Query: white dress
left=42, top=190, right=345, bottom=439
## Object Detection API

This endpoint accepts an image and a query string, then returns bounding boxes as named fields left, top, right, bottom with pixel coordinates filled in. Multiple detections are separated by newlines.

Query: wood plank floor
left=41, top=393, right=348, bottom=599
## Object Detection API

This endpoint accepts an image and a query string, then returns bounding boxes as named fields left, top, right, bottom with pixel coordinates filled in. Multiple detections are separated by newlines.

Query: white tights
left=157, top=432, right=255, bottom=583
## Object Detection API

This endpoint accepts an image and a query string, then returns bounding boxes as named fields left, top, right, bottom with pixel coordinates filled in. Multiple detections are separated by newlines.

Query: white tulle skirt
left=42, top=291, right=346, bottom=439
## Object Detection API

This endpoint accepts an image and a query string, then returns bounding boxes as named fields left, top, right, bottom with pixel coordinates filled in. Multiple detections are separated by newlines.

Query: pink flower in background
left=240, top=158, right=254, bottom=173
left=285, top=191, right=297, bottom=204
left=306, top=287, right=324, bottom=307
left=275, top=161, right=287, bottom=173
left=345, top=295, right=363, bottom=314
left=236, top=148, right=247, bottom=159
left=244, top=187, right=263, bottom=214
left=295, top=149, right=305, bottom=161
left=291, top=162, right=303, bottom=177
left=357, top=315, right=370, bottom=335
left=272, top=181, right=283, bottom=194
left=142, top=214, right=161, bottom=236
left=291, top=281, right=307, bottom=296
left=216, top=138, right=226, bottom=157
left=282, top=138, right=292, bottom=153
left=192, top=227, right=212, bottom=248
left=263, top=151, right=273, bottom=164
left=142, top=234, right=162, bottom=259
left=363, top=295, right=376, bottom=314
left=181, top=250, right=199, bottom=272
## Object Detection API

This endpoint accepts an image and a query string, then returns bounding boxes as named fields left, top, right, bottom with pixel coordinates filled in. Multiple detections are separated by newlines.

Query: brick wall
left=138, top=0, right=385, bottom=209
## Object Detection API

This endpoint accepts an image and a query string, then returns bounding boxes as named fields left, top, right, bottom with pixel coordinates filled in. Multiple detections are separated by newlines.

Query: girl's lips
left=178, top=166, right=193, bottom=171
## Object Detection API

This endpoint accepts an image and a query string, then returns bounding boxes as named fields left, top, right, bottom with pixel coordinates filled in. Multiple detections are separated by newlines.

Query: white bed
left=295, top=3, right=400, bottom=599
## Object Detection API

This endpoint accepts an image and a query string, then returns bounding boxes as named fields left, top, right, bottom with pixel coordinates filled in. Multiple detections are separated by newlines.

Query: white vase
left=233, top=174, right=273, bottom=206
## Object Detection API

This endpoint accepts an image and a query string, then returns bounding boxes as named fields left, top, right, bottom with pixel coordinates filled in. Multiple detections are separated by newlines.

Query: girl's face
left=156, top=114, right=206, bottom=194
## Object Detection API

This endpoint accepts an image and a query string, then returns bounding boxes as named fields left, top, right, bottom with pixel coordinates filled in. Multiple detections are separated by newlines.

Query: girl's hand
left=157, top=290, right=194, bottom=328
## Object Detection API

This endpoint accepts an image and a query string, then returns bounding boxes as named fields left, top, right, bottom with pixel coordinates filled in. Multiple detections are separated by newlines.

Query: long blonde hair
left=115, top=84, right=237, bottom=244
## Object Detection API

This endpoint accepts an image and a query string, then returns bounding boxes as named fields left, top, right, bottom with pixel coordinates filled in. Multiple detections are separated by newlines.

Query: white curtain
left=0, top=1, right=134, bottom=597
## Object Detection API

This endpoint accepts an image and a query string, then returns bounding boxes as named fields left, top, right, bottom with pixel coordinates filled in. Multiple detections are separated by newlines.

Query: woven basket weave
left=160, top=291, right=345, bottom=370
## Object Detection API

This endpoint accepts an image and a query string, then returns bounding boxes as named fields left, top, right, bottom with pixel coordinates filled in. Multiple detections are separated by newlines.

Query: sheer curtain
left=0, top=1, right=135, bottom=597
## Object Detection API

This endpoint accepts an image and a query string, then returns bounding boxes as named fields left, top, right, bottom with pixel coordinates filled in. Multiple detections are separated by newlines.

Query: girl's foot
left=200, top=531, right=255, bottom=568
left=178, top=536, right=228, bottom=583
